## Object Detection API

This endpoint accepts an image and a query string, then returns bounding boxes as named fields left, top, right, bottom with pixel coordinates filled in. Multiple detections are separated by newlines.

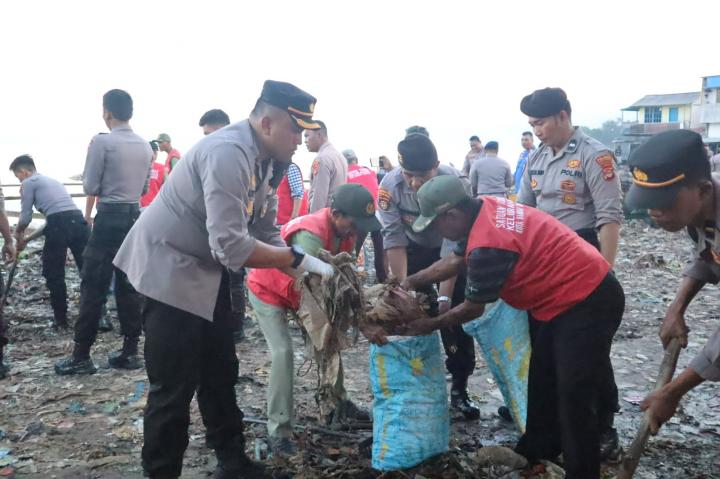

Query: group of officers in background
left=0, top=80, right=716, bottom=479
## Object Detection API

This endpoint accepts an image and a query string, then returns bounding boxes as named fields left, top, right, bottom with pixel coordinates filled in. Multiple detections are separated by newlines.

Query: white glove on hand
left=299, top=254, right=335, bottom=280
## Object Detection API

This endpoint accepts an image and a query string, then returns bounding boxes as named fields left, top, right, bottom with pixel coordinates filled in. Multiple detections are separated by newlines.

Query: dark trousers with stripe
left=515, top=273, right=624, bottom=478
left=406, top=240, right=475, bottom=388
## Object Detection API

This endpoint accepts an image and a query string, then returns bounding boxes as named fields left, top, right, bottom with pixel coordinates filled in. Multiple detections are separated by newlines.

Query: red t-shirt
left=464, top=197, right=610, bottom=321
left=347, top=164, right=379, bottom=203
left=140, top=162, right=166, bottom=208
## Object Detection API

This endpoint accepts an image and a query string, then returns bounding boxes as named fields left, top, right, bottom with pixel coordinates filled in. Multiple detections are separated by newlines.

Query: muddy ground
left=0, top=220, right=719, bottom=478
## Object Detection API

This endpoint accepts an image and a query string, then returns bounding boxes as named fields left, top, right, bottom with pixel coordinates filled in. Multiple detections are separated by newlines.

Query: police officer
left=517, top=87, right=624, bottom=459
left=114, top=80, right=333, bottom=479
left=11, top=155, right=90, bottom=330
left=624, top=130, right=720, bottom=435
left=305, top=120, right=348, bottom=213
left=378, top=132, right=479, bottom=419
left=54, top=89, right=152, bottom=376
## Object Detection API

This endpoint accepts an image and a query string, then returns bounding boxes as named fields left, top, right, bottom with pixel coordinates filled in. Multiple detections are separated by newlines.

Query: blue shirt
left=514, top=148, right=535, bottom=193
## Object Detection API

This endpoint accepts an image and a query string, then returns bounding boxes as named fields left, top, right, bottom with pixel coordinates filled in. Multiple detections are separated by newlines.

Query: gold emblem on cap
left=633, top=168, right=648, bottom=182
left=366, top=202, right=375, bottom=215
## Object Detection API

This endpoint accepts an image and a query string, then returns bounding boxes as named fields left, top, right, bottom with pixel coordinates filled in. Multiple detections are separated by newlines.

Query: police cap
left=258, top=80, right=320, bottom=130
left=625, top=129, right=709, bottom=210
left=520, top=87, right=572, bottom=118
left=397, top=133, right=438, bottom=172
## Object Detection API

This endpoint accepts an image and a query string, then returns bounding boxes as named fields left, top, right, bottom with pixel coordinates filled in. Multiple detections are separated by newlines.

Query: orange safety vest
left=247, top=208, right=356, bottom=310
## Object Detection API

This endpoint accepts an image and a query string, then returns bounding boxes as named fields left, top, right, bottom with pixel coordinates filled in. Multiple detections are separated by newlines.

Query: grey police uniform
left=378, top=165, right=468, bottom=250
left=115, top=120, right=285, bottom=320
left=72, top=126, right=152, bottom=357
left=517, top=126, right=622, bottom=432
left=308, top=142, right=348, bottom=214
left=682, top=174, right=720, bottom=381
left=518, top=127, right=622, bottom=244
left=377, top=164, right=478, bottom=392
left=469, top=155, right=514, bottom=197
left=20, top=173, right=89, bottom=326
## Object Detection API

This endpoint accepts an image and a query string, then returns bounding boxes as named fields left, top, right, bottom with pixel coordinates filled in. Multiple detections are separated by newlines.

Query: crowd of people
left=0, top=81, right=717, bottom=479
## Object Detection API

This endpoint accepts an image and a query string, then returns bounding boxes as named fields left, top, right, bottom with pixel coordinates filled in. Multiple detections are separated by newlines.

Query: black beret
left=625, top=130, right=709, bottom=210
left=520, top=87, right=571, bottom=118
left=398, top=133, right=438, bottom=172
left=258, top=80, right=320, bottom=130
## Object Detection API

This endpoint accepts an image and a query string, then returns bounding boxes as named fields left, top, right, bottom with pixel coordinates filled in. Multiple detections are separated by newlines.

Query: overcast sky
left=0, top=0, right=715, bottom=184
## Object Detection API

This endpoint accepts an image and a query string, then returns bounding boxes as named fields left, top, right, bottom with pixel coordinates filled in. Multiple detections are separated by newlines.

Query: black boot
left=55, top=343, right=97, bottom=375
left=108, top=336, right=143, bottom=370
left=213, top=436, right=271, bottom=479
left=450, top=377, right=480, bottom=420
left=599, top=427, right=622, bottom=462
left=53, top=311, right=69, bottom=330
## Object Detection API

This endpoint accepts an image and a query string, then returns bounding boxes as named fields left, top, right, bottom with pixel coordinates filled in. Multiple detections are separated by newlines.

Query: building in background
left=615, top=75, right=720, bottom=164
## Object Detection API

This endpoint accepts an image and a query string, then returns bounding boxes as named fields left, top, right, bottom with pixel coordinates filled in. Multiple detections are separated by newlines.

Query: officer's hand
left=438, top=300, right=451, bottom=316
left=397, top=314, right=441, bottom=337
left=660, top=309, right=689, bottom=349
left=360, top=322, right=389, bottom=346
left=299, top=255, right=335, bottom=280
left=640, top=386, right=682, bottom=435
left=15, top=237, right=27, bottom=254
left=84, top=215, right=94, bottom=228
left=3, top=242, right=17, bottom=263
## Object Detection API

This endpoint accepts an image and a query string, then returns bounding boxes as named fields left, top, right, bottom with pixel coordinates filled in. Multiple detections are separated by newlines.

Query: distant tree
left=580, top=119, right=623, bottom=146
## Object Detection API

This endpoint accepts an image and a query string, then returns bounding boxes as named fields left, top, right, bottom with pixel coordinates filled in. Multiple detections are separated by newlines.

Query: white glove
left=299, top=254, right=335, bottom=280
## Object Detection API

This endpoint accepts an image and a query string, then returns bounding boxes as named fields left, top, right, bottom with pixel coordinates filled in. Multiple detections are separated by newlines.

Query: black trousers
left=575, top=227, right=621, bottom=426
left=515, top=273, right=624, bottom=479
left=142, top=272, right=244, bottom=478
left=42, top=211, right=90, bottom=321
left=356, top=230, right=386, bottom=283
left=406, top=241, right=475, bottom=386
left=73, top=205, right=142, bottom=354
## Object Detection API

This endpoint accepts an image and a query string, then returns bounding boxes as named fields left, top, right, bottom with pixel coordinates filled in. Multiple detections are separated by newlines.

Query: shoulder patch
left=378, top=188, right=392, bottom=211
left=595, top=154, right=616, bottom=181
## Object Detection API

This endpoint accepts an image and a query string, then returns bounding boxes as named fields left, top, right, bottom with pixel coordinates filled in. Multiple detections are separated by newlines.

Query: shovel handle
left=618, top=338, right=682, bottom=478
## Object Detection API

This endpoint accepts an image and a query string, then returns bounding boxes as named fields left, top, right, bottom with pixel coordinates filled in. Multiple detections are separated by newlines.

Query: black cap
left=398, top=133, right=438, bottom=172
left=520, top=87, right=572, bottom=118
left=149, top=140, right=159, bottom=152
left=258, top=80, right=320, bottom=130
left=625, top=130, right=709, bottom=210
left=485, top=141, right=499, bottom=151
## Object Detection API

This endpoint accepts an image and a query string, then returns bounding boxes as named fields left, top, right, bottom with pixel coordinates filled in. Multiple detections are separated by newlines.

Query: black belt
left=97, top=203, right=140, bottom=213
left=46, top=210, right=82, bottom=219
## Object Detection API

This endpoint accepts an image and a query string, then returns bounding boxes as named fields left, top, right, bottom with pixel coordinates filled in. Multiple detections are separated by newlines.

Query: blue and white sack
left=463, top=300, right=530, bottom=432
left=369, top=333, right=449, bottom=471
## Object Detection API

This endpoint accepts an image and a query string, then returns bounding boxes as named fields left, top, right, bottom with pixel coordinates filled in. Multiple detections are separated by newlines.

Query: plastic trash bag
left=370, top=333, right=449, bottom=471
left=463, top=300, right=530, bottom=432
